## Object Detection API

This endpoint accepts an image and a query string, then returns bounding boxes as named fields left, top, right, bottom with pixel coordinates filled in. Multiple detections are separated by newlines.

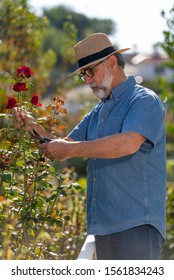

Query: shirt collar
left=101, top=75, right=136, bottom=103
left=111, top=75, right=136, bottom=101
left=101, top=94, right=112, bottom=102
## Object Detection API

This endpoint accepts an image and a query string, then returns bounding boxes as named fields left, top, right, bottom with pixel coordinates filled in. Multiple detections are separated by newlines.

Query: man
left=14, top=33, right=166, bottom=259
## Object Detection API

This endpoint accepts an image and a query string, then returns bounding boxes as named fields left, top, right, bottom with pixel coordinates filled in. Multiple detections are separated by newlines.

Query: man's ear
left=108, top=55, right=117, bottom=69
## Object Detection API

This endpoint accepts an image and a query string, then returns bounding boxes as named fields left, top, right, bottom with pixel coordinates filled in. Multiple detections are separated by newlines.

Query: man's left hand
left=39, top=139, right=70, bottom=161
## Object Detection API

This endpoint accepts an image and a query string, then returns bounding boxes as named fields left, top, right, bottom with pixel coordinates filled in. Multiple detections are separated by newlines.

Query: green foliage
left=0, top=0, right=56, bottom=106
left=0, top=0, right=50, bottom=65
left=43, top=5, right=115, bottom=39
left=159, top=7, right=174, bottom=133
left=161, top=6, right=174, bottom=64
left=160, top=5, right=174, bottom=127
left=160, top=5, right=174, bottom=259
left=161, top=160, right=174, bottom=260
left=0, top=152, right=86, bottom=260
left=0, top=66, right=86, bottom=260
left=0, top=1, right=86, bottom=259
left=0, top=144, right=76, bottom=259
left=42, top=5, right=116, bottom=68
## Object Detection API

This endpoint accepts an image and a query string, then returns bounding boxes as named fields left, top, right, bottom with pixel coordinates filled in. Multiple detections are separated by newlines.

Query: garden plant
left=0, top=66, right=86, bottom=260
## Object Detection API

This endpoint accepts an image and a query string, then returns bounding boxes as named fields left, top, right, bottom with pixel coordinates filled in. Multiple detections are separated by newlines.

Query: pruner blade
left=32, top=129, right=51, bottom=144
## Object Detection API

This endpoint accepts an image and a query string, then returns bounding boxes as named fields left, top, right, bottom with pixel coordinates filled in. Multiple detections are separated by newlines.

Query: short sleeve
left=68, top=112, right=91, bottom=141
left=122, top=91, right=165, bottom=149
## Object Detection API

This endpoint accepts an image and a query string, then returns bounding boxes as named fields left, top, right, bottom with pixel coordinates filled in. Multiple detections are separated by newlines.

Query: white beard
left=90, top=66, right=113, bottom=99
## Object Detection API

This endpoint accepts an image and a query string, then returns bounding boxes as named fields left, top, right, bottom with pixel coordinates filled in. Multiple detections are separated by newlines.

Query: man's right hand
left=12, top=107, right=54, bottom=145
left=12, top=107, right=37, bottom=132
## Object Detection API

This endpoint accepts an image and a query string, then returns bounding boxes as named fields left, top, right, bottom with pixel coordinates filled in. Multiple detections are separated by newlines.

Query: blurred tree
left=161, top=14, right=174, bottom=126
left=161, top=7, right=174, bottom=66
left=0, top=0, right=56, bottom=112
left=160, top=6, right=174, bottom=260
left=160, top=6, right=174, bottom=138
left=43, top=5, right=115, bottom=38
left=0, top=0, right=86, bottom=260
left=42, top=5, right=116, bottom=67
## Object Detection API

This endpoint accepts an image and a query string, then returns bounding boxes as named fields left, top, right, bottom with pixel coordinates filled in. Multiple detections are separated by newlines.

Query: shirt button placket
left=92, top=159, right=97, bottom=232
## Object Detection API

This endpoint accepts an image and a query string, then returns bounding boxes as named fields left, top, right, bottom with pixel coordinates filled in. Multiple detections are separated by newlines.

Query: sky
left=29, top=0, right=174, bottom=54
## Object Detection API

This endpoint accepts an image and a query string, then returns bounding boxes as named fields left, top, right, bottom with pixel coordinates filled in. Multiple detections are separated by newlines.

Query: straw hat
left=70, top=33, right=130, bottom=75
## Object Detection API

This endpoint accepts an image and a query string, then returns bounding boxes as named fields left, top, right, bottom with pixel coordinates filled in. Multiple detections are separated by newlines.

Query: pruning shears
left=32, top=129, right=51, bottom=144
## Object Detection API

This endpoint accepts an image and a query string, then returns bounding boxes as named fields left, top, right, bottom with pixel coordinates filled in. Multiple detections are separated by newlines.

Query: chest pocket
left=101, top=116, right=124, bottom=137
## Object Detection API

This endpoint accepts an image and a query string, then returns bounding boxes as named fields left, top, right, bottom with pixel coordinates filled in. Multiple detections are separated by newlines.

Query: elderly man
left=14, top=33, right=166, bottom=260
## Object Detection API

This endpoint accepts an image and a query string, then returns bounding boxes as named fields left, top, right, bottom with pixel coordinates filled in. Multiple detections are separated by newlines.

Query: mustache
left=90, top=83, right=105, bottom=90
left=90, top=82, right=97, bottom=88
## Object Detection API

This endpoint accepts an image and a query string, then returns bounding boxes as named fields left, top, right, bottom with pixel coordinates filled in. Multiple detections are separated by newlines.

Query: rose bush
left=0, top=66, right=86, bottom=259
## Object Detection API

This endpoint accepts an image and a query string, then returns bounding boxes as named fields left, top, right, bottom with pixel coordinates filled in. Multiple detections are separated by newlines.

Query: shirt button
left=93, top=177, right=96, bottom=182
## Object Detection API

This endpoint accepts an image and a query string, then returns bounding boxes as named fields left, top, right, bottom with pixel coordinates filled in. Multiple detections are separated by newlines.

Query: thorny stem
left=24, top=175, right=63, bottom=258
left=20, top=130, right=28, bottom=244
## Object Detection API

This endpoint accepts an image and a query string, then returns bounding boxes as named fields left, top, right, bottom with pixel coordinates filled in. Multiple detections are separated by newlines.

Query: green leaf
left=6, top=79, right=16, bottom=84
left=31, top=201, right=37, bottom=209
left=64, top=214, right=71, bottom=221
left=56, top=218, right=64, bottom=227
left=57, top=185, right=65, bottom=191
left=42, top=172, right=50, bottom=177
left=71, top=182, right=81, bottom=190
left=0, top=173, right=12, bottom=183
left=10, top=167, right=20, bottom=172
left=49, top=166, right=55, bottom=173
left=16, top=161, right=24, bottom=167
left=31, top=151, right=40, bottom=158
left=40, top=180, right=49, bottom=188
left=10, top=188, right=15, bottom=196
left=45, top=215, right=52, bottom=222
left=46, top=193, right=57, bottom=202
left=60, top=190, right=67, bottom=197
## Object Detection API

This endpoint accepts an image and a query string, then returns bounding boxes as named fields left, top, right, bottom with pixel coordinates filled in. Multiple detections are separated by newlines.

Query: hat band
left=78, top=46, right=116, bottom=68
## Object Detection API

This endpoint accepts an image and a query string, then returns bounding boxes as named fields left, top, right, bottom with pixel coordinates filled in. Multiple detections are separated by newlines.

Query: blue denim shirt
left=68, top=76, right=166, bottom=239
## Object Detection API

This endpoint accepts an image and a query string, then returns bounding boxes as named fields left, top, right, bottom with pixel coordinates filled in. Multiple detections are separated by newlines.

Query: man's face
left=89, top=62, right=113, bottom=99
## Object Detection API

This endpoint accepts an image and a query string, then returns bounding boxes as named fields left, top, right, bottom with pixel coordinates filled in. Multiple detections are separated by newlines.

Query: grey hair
left=114, top=52, right=125, bottom=70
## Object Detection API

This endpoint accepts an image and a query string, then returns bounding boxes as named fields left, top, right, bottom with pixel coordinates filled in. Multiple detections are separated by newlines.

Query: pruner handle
left=39, top=137, right=51, bottom=144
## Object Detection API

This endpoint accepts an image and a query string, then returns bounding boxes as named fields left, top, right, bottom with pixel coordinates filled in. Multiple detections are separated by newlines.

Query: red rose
left=30, top=95, right=42, bottom=107
left=17, top=66, right=33, bottom=78
left=5, top=97, right=18, bottom=109
left=13, top=82, right=27, bottom=92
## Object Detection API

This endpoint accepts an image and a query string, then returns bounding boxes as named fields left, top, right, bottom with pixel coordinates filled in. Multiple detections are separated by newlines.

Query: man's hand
left=12, top=107, right=53, bottom=142
left=38, top=132, right=146, bottom=161
left=39, top=139, right=70, bottom=161
left=12, top=107, right=37, bottom=131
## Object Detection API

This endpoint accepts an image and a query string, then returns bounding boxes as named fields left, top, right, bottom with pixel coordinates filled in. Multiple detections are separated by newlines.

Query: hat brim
left=69, top=48, right=130, bottom=76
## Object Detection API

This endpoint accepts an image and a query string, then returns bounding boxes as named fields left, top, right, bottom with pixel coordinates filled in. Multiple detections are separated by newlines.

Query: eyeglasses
left=79, top=60, right=104, bottom=81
